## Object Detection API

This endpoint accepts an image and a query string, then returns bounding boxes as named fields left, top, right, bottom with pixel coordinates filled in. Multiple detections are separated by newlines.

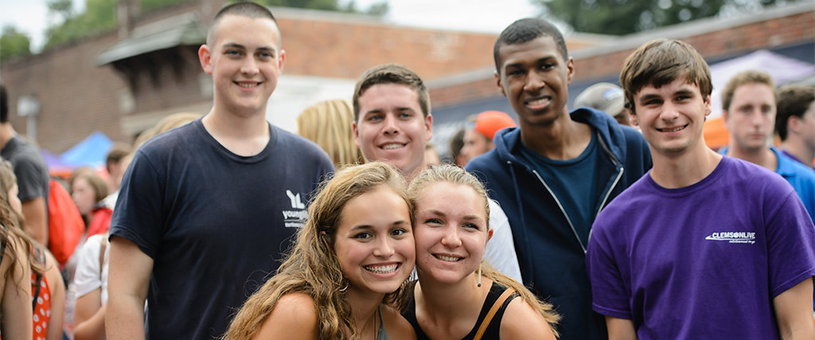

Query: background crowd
left=0, top=1, right=814, bottom=340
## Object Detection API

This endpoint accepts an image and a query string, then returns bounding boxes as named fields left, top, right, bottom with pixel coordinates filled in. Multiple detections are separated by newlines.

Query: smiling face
left=199, top=14, right=285, bottom=117
left=333, top=185, right=415, bottom=296
left=495, top=36, right=574, bottom=128
left=630, top=77, right=711, bottom=159
left=724, top=82, right=776, bottom=153
left=353, top=83, right=433, bottom=179
left=413, top=181, right=491, bottom=285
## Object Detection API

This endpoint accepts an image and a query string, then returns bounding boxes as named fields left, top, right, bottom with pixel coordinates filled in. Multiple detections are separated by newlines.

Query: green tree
left=535, top=0, right=806, bottom=35
left=0, top=26, right=32, bottom=60
left=43, top=0, right=191, bottom=49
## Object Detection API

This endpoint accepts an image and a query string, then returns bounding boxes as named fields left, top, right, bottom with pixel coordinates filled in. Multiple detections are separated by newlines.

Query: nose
left=440, top=227, right=462, bottom=248
left=383, top=114, right=399, bottom=135
left=523, top=71, right=545, bottom=93
left=660, top=101, right=680, bottom=121
left=373, top=237, right=395, bottom=257
left=241, top=56, right=259, bottom=76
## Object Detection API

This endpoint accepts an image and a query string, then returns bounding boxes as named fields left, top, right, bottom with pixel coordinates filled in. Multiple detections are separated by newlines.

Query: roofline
left=571, top=2, right=814, bottom=59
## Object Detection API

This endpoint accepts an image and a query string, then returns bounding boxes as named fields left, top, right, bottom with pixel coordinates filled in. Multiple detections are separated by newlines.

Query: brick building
left=0, top=0, right=812, bottom=160
left=426, top=2, right=814, bottom=156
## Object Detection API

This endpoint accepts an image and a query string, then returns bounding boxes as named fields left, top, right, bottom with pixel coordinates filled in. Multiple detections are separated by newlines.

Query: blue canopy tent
left=59, top=131, right=113, bottom=169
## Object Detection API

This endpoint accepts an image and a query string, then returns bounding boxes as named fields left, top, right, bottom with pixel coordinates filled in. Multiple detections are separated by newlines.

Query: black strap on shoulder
left=31, top=247, right=45, bottom=312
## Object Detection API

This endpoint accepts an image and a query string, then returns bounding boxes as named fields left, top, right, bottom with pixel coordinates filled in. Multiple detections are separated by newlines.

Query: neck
left=346, top=288, right=383, bottom=337
left=782, top=139, right=815, bottom=166
left=726, top=144, right=777, bottom=171
left=415, top=273, right=487, bottom=324
left=201, top=109, right=270, bottom=156
left=519, top=111, right=591, bottom=160
left=650, top=145, right=722, bottom=189
left=0, top=123, right=15, bottom=150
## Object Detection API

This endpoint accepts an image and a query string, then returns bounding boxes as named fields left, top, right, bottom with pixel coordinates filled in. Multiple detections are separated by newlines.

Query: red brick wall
left=431, top=9, right=815, bottom=108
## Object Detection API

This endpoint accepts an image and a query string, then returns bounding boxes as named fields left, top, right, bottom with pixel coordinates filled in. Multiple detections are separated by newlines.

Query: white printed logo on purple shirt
left=704, top=232, right=756, bottom=244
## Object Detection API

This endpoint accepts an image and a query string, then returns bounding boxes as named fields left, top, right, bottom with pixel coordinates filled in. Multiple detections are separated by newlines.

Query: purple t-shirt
left=587, top=157, right=815, bottom=339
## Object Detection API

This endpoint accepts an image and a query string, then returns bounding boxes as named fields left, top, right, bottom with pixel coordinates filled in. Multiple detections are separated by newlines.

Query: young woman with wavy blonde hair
left=403, top=165, right=559, bottom=339
left=225, top=162, right=416, bottom=340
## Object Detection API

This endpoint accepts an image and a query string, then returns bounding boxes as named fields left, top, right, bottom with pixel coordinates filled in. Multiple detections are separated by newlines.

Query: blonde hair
left=407, top=164, right=560, bottom=336
left=297, top=100, right=364, bottom=169
left=134, top=112, right=202, bottom=150
left=224, top=162, right=412, bottom=340
left=0, top=159, right=43, bottom=279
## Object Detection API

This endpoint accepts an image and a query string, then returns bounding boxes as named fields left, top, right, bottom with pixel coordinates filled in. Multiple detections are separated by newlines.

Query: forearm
left=75, top=304, right=107, bottom=340
left=773, top=278, right=814, bottom=340
left=22, top=198, right=47, bottom=246
left=106, top=296, right=145, bottom=339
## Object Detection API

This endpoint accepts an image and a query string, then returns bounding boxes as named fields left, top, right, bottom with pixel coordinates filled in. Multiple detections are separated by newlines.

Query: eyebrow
left=504, top=55, right=557, bottom=70
left=424, top=209, right=484, bottom=223
left=222, top=43, right=277, bottom=54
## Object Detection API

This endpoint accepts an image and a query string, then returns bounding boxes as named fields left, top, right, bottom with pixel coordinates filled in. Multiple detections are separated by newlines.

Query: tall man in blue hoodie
left=465, top=18, right=652, bottom=339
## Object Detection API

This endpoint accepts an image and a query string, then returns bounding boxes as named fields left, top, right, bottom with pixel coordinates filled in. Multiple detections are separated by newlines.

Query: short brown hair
left=776, top=84, right=815, bottom=141
left=721, top=70, right=775, bottom=112
left=105, top=143, right=131, bottom=173
left=620, top=39, right=712, bottom=114
left=352, top=63, right=430, bottom=121
left=207, top=1, right=279, bottom=47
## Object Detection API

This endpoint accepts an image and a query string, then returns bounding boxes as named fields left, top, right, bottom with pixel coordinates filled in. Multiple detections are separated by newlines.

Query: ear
left=627, top=107, right=639, bottom=127
left=788, top=115, right=801, bottom=134
left=199, top=44, right=213, bottom=75
left=425, top=114, right=433, bottom=141
left=494, top=72, right=506, bottom=97
left=566, top=57, right=575, bottom=85
left=487, top=228, right=494, bottom=243
left=352, top=121, right=361, bottom=148
left=278, top=49, right=286, bottom=73
left=704, top=94, right=713, bottom=118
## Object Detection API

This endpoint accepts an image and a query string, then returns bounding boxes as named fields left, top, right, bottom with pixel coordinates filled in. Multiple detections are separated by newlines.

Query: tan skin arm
left=773, top=278, right=814, bottom=340
left=106, top=237, right=152, bottom=340
left=22, top=197, right=47, bottom=246
left=43, top=250, right=65, bottom=340
left=606, top=316, right=638, bottom=340
left=74, top=288, right=106, bottom=340
left=1, top=236, right=33, bottom=340
left=499, top=298, right=557, bottom=340
left=253, top=293, right=319, bottom=340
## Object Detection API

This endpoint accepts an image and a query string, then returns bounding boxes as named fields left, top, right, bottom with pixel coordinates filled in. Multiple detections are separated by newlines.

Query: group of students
left=2, top=0, right=814, bottom=339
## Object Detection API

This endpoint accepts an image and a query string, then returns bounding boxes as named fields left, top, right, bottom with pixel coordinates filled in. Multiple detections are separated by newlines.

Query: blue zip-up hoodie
left=466, top=108, right=652, bottom=340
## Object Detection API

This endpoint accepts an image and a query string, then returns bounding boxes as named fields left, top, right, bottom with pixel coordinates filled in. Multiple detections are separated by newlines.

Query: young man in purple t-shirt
left=586, top=38, right=815, bottom=339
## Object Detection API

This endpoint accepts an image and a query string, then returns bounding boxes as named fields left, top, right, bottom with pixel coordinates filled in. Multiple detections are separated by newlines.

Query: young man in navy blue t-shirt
left=106, top=3, right=333, bottom=339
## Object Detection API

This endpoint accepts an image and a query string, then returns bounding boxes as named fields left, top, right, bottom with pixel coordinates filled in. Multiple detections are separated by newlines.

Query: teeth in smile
left=237, top=83, right=258, bottom=88
left=435, top=255, right=461, bottom=262
left=365, top=264, right=397, bottom=273
left=382, top=144, right=404, bottom=150
left=527, top=98, right=549, bottom=106
left=661, top=126, right=684, bottom=132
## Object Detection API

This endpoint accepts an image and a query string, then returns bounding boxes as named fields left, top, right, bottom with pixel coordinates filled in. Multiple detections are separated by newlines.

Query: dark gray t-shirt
left=1, top=135, right=50, bottom=202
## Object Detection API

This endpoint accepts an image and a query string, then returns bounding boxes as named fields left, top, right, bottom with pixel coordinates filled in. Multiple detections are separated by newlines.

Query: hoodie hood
left=492, top=107, right=633, bottom=168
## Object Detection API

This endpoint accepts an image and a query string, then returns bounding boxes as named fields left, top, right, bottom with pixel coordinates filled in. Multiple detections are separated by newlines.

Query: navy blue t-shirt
left=519, top=132, right=599, bottom=244
left=110, top=119, right=333, bottom=339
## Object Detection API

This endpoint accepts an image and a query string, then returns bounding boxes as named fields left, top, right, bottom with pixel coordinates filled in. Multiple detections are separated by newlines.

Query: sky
left=0, top=0, right=540, bottom=53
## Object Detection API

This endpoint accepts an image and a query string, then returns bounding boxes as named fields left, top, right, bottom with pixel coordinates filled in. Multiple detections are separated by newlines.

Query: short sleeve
left=766, top=191, right=815, bottom=297
left=484, top=199, right=523, bottom=283
left=109, top=148, right=165, bottom=259
left=74, top=234, right=104, bottom=298
left=586, top=221, right=632, bottom=319
left=13, top=154, right=49, bottom=202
